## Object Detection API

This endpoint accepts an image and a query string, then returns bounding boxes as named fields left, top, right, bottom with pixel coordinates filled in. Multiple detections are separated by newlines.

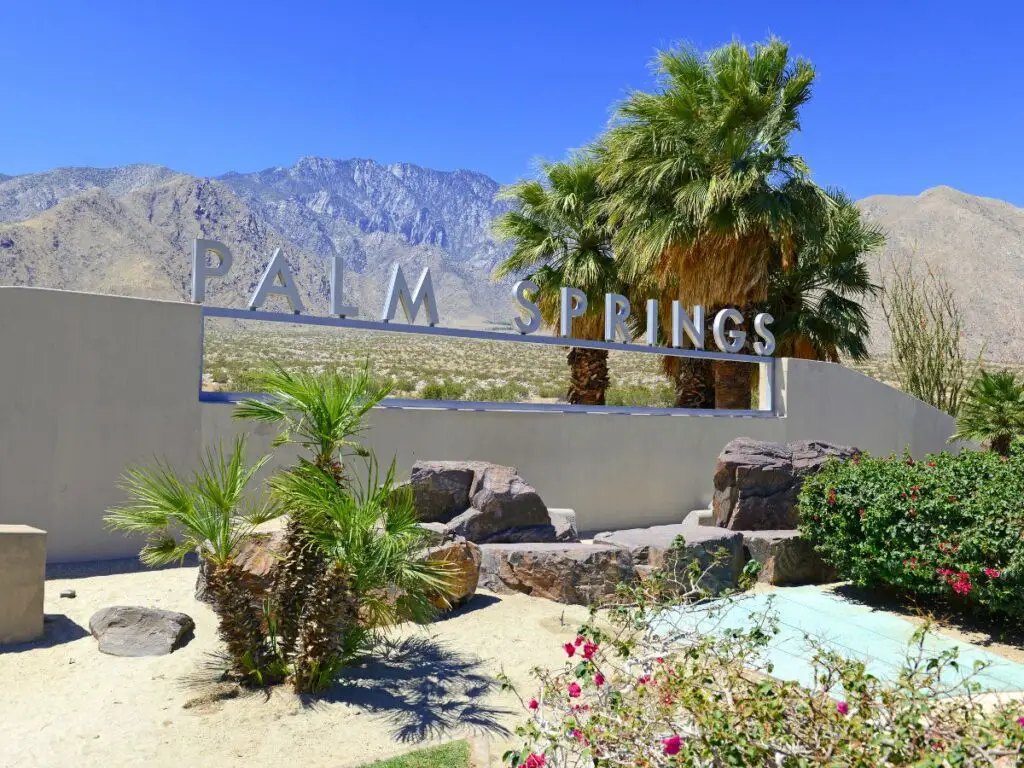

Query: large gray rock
left=89, top=606, right=194, bottom=657
left=446, top=464, right=556, bottom=543
left=594, top=524, right=689, bottom=567
left=195, top=530, right=286, bottom=604
left=479, top=543, right=634, bottom=605
left=408, top=461, right=483, bottom=523
left=742, top=530, right=837, bottom=586
left=713, top=438, right=859, bottom=530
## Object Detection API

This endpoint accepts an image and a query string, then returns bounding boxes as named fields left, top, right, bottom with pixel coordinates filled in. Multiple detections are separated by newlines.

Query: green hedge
left=799, top=445, right=1024, bottom=619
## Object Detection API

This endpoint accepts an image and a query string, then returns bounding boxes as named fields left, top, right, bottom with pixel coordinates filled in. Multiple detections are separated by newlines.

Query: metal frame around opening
left=199, top=306, right=777, bottom=418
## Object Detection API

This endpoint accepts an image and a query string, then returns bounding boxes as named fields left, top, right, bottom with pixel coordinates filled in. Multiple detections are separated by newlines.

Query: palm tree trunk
left=208, top=561, right=271, bottom=679
left=712, top=304, right=755, bottom=410
left=991, top=434, right=1012, bottom=456
left=566, top=347, right=609, bottom=405
left=292, top=562, right=350, bottom=693
left=273, top=517, right=324, bottom=659
left=669, top=357, right=714, bottom=408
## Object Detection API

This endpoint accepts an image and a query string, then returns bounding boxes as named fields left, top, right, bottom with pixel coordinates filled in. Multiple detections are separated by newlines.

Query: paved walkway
left=658, top=585, right=1024, bottom=694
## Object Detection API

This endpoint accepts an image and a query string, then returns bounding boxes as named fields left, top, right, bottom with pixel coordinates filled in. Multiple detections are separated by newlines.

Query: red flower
left=947, top=495, right=958, bottom=503
left=656, top=657, right=665, bottom=664
left=574, top=635, right=585, bottom=647
left=637, top=674, right=652, bottom=685
left=827, top=488, right=837, bottom=506
left=528, top=698, right=539, bottom=710
left=1017, top=716, right=1024, bottom=727
left=859, top=509, right=866, bottom=519
left=903, top=557, right=919, bottom=569
left=593, top=673, right=605, bottom=686
left=836, top=701, right=849, bottom=716
left=563, top=642, right=576, bottom=658
left=927, top=462, right=937, bottom=468
left=567, top=682, right=581, bottom=698
left=984, top=567, right=1001, bottom=579
left=571, top=728, right=588, bottom=745
left=662, top=735, right=682, bottom=755
left=582, top=641, right=599, bottom=660
left=906, top=457, right=915, bottom=466
left=525, top=754, right=546, bottom=768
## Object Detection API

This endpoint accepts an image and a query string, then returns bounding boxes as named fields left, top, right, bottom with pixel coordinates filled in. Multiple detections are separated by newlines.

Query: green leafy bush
left=799, top=446, right=1024, bottom=619
left=419, top=379, right=468, bottom=401
left=605, top=383, right=674, bottom=408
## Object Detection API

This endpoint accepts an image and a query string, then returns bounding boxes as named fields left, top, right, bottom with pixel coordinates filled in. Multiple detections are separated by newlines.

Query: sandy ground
left=0, top=565, right=591, bottom=768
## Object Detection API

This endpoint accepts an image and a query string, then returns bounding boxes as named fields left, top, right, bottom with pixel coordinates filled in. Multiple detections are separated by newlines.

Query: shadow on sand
left=46, top=554, right=199, bottom=580
left=0, top=614, right=89, bottom=654
left=311, top=634, right=513, bottom=743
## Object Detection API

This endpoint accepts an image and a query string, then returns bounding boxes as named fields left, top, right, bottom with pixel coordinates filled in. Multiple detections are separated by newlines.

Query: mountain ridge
left=0, top=159, right=1021, bottom=358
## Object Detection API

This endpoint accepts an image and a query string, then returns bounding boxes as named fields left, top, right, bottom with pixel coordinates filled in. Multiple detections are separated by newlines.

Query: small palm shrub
left=952, top=369, right=1024, bottom=455
left=270, top=456, right=451, bottom=691
left=105, top=436, right=283, bottom=681
left=503, top=560, right=1024, bottom=766
left=799, top=447, right=1024, bottom=619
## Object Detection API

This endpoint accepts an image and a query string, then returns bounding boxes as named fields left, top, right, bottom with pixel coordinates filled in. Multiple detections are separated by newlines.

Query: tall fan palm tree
left=105, top=436, right=282, bottom=680
left=766, top=192, right=883, bottom=362
left=951, top=370, right=1024, bottom=456
left=493, top=155, right=619, bottom=405
left=598, top=38, right=831, bottom=409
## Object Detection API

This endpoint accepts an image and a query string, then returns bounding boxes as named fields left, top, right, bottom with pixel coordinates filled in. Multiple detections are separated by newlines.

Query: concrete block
left=0, top=525, right=46, bottom=643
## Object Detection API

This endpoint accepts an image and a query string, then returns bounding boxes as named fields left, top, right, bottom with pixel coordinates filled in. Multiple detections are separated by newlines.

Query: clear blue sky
left=2, top=1, right=1022, bottom=203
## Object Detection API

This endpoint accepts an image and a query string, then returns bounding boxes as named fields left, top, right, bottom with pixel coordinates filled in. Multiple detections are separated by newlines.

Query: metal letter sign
left=191, top=239, right=777, bottom=417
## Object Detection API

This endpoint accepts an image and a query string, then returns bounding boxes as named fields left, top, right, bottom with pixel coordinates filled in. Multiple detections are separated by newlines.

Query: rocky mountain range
left=0, top=159, right=1021, bottom=359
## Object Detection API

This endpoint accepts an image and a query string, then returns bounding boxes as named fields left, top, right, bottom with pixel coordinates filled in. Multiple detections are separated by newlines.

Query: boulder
left=479, top=543, right=634, bottom=605
left=407, top=461, right=482, bottom=523
left=548, top=509, right=580, bottom=543
left=741, top=530, right=837, bottom=586
left=195, top=530, right=286, bottom=603
left=446, top=465, right=554, bottom=543
left=713, top=438, right=859, bottom=530
left=89, top=606, right=194, bottom=657
left=594, top=525, right=743, bottom=594
left=425, top=539, right=482, bottom=609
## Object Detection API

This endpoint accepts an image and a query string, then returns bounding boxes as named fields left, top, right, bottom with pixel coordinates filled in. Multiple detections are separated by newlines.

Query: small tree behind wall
left=880, top=252, right=975, bottom=416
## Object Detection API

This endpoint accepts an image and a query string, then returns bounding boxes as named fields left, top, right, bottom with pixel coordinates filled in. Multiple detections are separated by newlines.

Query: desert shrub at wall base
left=799, top=445, right=1024, bottom=620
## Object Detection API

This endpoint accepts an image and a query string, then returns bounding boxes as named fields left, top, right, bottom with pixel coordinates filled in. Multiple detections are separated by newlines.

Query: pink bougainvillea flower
left=563, top=642, right=576, bottom=657
left=927, top=461, right=937, bottom=468
left=593, top=673, right=605, bottom=686
left=827, top=489, right=837, bottom=505
left=1017, top=715, right=1024, bottom=726
left=582, top=641, right=599, bottom=660
left=567, top=682, right=581, bottom=698
left=656, top=657, right=665, bottom=664
left=662, top=735, right=682, bottom=756
left=528, top=698, right=538, bottom=710
left=524, top=753, right=546, bottom=768
left=571, top=728, right=588, bottom=745
left=984, top=567, right=1001, bottom=578
left=574, top=635, right=585, bottom=647
left=637, top=674, right=652, bottom=685
left=836, top=701, right=850, bottom=716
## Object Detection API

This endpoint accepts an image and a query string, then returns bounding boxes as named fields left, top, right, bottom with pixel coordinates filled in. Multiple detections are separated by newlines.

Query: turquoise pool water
left=653, top=585, right=1024, bottom=694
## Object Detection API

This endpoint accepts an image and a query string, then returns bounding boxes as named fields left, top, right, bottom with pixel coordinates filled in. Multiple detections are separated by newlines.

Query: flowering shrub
left=799, top=444, right=1024, bottom=619
left=501, top=566, right=1024, bottom=766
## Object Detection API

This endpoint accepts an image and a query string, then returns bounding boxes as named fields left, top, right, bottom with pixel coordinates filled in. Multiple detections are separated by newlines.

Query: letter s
left=511, top=280, right=541, bottom=334
left=753, top=312, right=776, bottom=356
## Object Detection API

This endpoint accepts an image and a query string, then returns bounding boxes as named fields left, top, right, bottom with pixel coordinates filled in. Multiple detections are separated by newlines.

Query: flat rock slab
left=479, top=543, right=634, bottom=606
left=741, top=529, right=836, bottom=586
left=593, top=525, right=743, bottom=594
left=89, top=606, right=194, bottom=657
